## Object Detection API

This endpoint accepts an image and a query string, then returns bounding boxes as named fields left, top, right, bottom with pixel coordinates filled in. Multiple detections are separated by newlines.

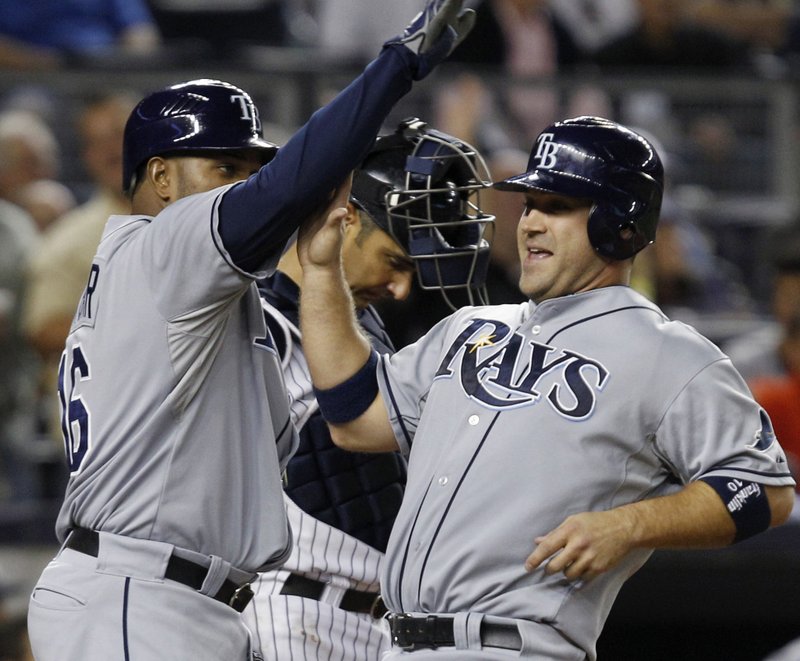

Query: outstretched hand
left=525, top=509, right=638, bottom=582
left=385, top=0, right=476, bottom=80
left=297, top=175, right=352, bottom=272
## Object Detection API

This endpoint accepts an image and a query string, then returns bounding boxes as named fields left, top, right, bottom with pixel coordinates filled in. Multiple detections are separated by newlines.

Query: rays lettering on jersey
left=434, top=318, right=609, bottom=418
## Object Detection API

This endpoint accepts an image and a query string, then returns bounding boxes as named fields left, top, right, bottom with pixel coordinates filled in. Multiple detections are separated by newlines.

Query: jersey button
left=438, top=476, right=448, bottom=486
left=468, top=415, right=479, bottom=426
left=532, top=325, right=541, bottom=335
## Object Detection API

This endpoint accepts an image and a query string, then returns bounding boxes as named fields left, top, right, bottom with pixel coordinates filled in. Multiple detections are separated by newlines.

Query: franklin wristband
left=699, top=476, right=771, bottom=543
left=313, top=350, right=379, bottom=424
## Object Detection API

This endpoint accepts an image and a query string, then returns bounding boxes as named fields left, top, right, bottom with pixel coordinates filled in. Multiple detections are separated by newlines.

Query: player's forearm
left=300, top=255, right=399, bottom=452
left=300, top=265, right=372, bottom=390
left=623, top=481, right=794, bottom=550
left=618, top=481, right=737, bottom=550
left=528, top=481, right=794, bottom=580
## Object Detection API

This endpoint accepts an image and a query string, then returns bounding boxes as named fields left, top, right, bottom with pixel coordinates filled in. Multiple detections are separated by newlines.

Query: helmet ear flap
left=587, top=204, right=645, bottom=260
left=588, top=166, right=662, bottom=259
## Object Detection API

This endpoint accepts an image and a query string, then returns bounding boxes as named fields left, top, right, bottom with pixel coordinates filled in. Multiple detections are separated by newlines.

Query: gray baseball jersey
left=54, top=187, right=296, bottom=571
left=376, top=285, right=794, bottom=659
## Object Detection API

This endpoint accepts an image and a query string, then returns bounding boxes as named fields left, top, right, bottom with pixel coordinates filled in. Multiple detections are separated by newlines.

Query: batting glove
left=384, top=0, right=476, bottom=81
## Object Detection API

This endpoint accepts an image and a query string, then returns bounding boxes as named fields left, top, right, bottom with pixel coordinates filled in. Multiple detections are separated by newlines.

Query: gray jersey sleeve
left=654, top=357, right=792, bottom=485
left=142, top=185, right=280, bottom=322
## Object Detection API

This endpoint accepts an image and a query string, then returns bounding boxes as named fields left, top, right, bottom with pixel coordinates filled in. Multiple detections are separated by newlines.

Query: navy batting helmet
left=351, top=118, right=495, bottom=309
left=122, top=79, right=278, bottom=193
left=494, top=116, right=663, bottom=260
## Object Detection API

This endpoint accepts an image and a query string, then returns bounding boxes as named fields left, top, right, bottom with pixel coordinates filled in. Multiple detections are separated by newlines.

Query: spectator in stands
left=23, top=92, right=137, bottom=448
left=147, top=0, right=290, bottom=59
left=672, top=111, right=772, bottom=195
left=738, top=225, right=800, bottom=488
left=447, top=0, right=563, bottom=143
left=648, top=196, right=754, bottom=315
left=0, top=111, right=60, bottom=208
left=726, top=224, right=800, bottom=382
left=0, top=0, right=161, bottom=70
left=17, top=179, right=77, bottom=233
left=0, top=111, right=68, bottom=493
left=546, top=0, right=640, bottom=63
left=0, top=109, right=50, bottom=501
left=315, top=0, right=421, bottom=61
left=594, top=0, right=754, bottom=70
left=442, top=1, right=619, bottom=150
left=0, top=199, right=39, bottom=502
left=681, top=0, right=795, bottom=62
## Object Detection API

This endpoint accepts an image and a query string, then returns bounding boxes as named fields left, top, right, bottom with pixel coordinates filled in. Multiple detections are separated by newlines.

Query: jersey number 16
left=57, top=346, right=91, bottom=473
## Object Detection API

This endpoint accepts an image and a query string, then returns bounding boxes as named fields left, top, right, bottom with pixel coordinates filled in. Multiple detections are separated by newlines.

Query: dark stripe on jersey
left=703, top=466, right=794, bottom=480
left=275, top=415, right=293, bottom=447
left=380, top=358, right=413, bottom=449
left=208, top=192, right=233, bottom=273
left=394, top=479, right=434, bottom=614
left=546, top=305, right=664, bottom=344
left=122, top=577, right=131, bottom=661
left=414, top=412, right=502, bottom=603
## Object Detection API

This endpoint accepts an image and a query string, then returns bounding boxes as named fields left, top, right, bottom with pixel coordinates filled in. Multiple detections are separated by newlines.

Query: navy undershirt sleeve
left=218, top=44, right=415, bottom=274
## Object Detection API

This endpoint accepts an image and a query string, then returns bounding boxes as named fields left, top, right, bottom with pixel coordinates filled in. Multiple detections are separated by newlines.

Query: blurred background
left=1, top=1, right=800, bottom=659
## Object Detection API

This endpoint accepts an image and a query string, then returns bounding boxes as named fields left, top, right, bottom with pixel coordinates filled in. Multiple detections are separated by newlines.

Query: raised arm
left=218, top=0, right=476, bottom=273
left=297, top=183, right=399, bottom=453
left=526, top=481, right=795, bottom=582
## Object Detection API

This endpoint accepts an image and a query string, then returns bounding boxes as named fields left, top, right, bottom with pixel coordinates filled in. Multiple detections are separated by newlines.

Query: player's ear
left=343, top=202, right=362, bottom=232
left=147, top=156, right=172, bottom=203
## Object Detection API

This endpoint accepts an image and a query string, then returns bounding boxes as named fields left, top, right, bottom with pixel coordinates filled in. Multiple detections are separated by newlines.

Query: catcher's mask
left=351, top=118, right=495, bottom=309
left=495, top=116, right=663, bottom=260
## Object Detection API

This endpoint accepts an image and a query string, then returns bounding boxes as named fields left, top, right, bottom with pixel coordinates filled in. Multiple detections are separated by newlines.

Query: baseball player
left=25, top=3, right=477, bottom=660
left=297, top=116, right=796, bottom=659
left=242, top=118, right=494, bottom=660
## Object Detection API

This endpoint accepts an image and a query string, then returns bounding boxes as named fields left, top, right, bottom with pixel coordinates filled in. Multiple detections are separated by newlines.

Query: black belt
left=280, top=573, right=388, bottom=618
left=64, top=528, right=254, bottom=613
left=388, top=613, right=522, bottom=651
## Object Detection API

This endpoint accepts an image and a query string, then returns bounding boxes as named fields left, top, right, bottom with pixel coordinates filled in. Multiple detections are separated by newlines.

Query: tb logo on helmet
left=534, top=133, right=559, bottom=169
left=230, top=94, right=262, bottom=131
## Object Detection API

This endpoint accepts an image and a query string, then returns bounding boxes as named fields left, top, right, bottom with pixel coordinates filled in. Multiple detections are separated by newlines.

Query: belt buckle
left=390, top=613, right=440, bottom=651
left=228, top=583, right=254, bottom=612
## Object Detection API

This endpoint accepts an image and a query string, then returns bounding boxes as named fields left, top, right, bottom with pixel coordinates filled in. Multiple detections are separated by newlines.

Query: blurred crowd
left=1, top=1, right=800, bottom=658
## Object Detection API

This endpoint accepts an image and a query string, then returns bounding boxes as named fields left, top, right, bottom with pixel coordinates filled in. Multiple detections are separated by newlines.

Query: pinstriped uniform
left=245, top=500, right=390, bottom=660
left=243, top=273, right=402, bottom=660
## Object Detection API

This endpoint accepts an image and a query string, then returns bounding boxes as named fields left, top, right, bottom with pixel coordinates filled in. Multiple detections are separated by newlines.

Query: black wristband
left=700, top=476, right=772, bottom=543
left=313, top=351, right=379, bottom=424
